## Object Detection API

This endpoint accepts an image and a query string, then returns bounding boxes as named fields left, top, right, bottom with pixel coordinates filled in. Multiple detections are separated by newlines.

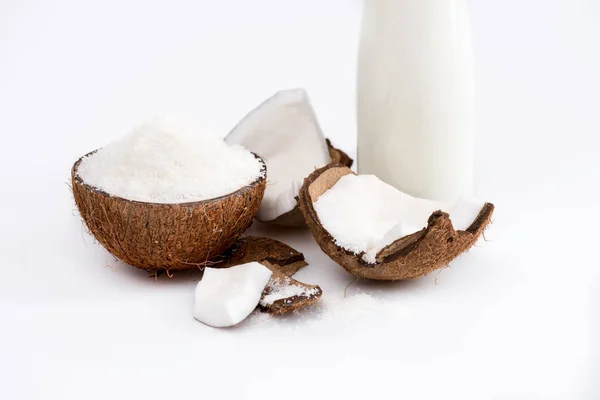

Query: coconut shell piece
left=259, top=270, right=322, bottom=315
left=298, top=164, right=495, bottom=281
left=326, top=139, right=353, bottom=168
left=216, top=236, right=308, bottom=276
left=71, top=151, right=267, bottom=272
left=216, top=236, right=322, bottom=314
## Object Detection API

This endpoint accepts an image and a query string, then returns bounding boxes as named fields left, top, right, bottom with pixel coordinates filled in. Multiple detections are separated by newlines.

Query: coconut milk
left=357, top=0, right=474, bottom=201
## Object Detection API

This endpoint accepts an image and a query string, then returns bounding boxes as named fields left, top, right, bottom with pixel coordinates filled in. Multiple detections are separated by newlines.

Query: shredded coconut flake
left=77, top=117, right=264, bottom=203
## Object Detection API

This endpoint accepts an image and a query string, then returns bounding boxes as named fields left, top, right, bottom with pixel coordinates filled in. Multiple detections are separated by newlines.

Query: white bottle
left=357, top=0, right=474, bottom=201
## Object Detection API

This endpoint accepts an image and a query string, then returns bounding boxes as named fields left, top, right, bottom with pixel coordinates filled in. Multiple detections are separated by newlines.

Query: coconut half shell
left=71, top=151, right=266, bottom=272
left=298, top=164, right=495, bottom=281
left=216, top=236, right=322, bottom=313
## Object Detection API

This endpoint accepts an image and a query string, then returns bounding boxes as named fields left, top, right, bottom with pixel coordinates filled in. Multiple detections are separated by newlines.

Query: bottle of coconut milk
left=357, top=0, right=474, bottom=201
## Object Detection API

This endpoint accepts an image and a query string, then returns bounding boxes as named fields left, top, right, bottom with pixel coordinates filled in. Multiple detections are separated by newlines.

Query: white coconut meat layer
left=226, top=89, right=331, bottom=221
left=77, top=117, right=264, bottom=203
left=313, top=175, right=485, bottom=264
left=194, top=262, right=272, bottom=328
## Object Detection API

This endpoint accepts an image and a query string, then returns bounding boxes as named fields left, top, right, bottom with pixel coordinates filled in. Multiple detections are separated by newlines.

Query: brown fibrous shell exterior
left=215, top=236, right=307, bottom=276
left=71, top=151, right=266, bottom=272
left=298, top=164, right=495, bottom=281
left=260, top=269, right=322, bottom=315
left=326, top=139, right=353, bottom=169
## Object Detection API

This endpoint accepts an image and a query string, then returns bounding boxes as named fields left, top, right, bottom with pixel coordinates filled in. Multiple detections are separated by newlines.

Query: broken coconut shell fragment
left=298, top=164, right=495, bottom=281
left=216, top=236, right=322, bottom=314
left=260, top=270, right=322, bottom=315
left=71, top=152, right=266, bottom=272
left=326, top=139, right=353, bottom=169
left=225, top=89, right=353, bottom=227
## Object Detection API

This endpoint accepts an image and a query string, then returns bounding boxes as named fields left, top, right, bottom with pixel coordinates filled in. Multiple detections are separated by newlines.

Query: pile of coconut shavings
left=259, top=277, right=319, bottom=307
left=76, top=117, right=264, bottom=203
left=310, top=292, right=382, bottom=322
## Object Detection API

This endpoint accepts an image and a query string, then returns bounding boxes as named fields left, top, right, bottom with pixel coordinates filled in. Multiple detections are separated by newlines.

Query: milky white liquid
left=357, top=0, right=474, bottom=201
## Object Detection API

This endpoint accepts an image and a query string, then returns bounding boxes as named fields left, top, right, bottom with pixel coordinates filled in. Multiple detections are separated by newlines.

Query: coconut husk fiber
left=263, top=139, right=354, bottom=228
left=326, top=139, right=353, bottom=168
left=71, top=151, right=267, bottom=272
left=298, top=164, right=495, bottom=281
left=216, top=236, right=322, bottom=314
left=216, top=236, right=307, bottom=275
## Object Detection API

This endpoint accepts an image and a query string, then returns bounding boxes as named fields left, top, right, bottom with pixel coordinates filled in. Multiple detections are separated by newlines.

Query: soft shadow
left=104, top=257, right=205, bottom=286
left=246, top=221, right=311, bottom=242
left=339, top=275, right=432, bottom=298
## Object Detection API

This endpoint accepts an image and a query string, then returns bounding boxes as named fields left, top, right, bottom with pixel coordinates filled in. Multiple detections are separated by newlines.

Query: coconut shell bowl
left=71, top=151, right=267, bottom=272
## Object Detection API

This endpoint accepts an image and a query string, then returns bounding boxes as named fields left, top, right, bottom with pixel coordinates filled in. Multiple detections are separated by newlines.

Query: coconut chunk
left=193, top=262, right=272, bottom=328
left=225, top=89, right=332, bottom=224
left=326, top=138, right=353, bottom=168
left=216, top=237, right=322, bottom=314
left=259, top=271, right=322, bottom=315
left=216, top=236, right=308, bottom=276
left=299, top=164, right=494, bottom=281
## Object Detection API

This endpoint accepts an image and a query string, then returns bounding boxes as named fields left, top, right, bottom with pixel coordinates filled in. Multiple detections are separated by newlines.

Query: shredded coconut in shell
left=77, top=117, right=264, bottom=203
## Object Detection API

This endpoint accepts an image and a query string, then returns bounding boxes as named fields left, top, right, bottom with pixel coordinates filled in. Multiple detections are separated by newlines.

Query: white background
left=1, top=0, right=599, bottom=399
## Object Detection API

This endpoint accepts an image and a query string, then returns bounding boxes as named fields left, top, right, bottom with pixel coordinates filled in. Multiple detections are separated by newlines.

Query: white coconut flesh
left=225, top=89, right=331, bottom=222
left=193, top=262, right=272, bottom=328
left=312, top=174, right=486, bottom=264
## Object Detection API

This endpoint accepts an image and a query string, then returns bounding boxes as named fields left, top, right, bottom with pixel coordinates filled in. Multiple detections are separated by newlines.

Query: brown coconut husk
left=216, top=236, right=322, bottom=314
left=263, top=206, right=307, bottom=228
left=326, top=139, right=353, bottom=168
left=298, top=164, right=495, bottom=281
left=216, top=236, right=307, bottom=276
left=261, top=139, right=354, bottom=227
left=71, top=151, right=267, bottom=272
